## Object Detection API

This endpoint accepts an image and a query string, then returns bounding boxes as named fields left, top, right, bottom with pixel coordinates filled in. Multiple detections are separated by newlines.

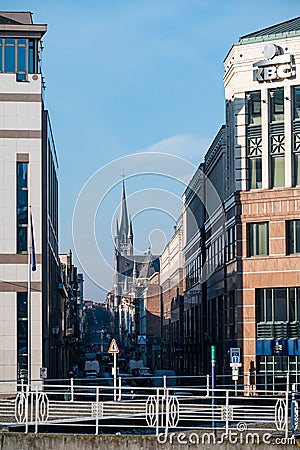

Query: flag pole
left=28, top=206, right=32, bottom=389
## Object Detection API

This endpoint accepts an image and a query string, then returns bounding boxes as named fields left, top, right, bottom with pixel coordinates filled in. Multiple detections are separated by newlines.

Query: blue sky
left=3, top=0, right=300, bottom=299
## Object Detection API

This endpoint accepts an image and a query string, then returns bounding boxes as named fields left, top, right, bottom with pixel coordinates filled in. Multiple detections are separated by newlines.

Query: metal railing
left=0, top=375, right=297, bottom=440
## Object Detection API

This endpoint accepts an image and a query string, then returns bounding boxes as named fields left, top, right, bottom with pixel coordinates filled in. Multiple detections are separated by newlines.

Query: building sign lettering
left=253, top=44, right=295, bottom=82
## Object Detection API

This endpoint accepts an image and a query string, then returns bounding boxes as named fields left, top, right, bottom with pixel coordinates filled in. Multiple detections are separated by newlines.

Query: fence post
left=25, top=384, right=29, bottom=434
left=165, top=388, right=169, bottom=436
left=70, top=377, right=74, bottom=402
left=118, top=376, right=122, bottom=401
left=206, top=374, right=209, bottom=396
left=285, top=387, right=289, bottom=439
left=163, top=375, right=167, bottom=391
left=225, top=389, right=229, bottom=436
left=156, top=388, right=160, bottom=436
left=247, top=372, right=250, bottom=396
left=34, top=387, right=38, bottom=434
left=95, top=386, right=99, bottom=435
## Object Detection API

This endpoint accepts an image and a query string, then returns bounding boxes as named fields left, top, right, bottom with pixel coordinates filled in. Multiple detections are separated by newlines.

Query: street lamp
left=52, top=326, right=60, bottom=378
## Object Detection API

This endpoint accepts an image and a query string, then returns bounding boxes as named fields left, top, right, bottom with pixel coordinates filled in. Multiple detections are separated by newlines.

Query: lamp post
left=52, top=326, right=60, bottom=378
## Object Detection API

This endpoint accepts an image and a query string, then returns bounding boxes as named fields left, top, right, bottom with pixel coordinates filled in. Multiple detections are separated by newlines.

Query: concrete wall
left=0, top=432, right=295, bottom=450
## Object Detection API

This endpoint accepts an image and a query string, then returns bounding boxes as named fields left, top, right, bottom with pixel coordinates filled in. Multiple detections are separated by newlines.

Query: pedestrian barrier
left=0, top=377, right=295, bottom=440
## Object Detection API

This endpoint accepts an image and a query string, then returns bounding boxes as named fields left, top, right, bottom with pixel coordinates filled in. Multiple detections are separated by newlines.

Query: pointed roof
left=119, top=180, right=129, bottom=238
left=237, top=16, right=300, bottom=45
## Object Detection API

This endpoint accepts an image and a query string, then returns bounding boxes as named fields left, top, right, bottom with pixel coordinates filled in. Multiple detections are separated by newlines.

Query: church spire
left=119, top=180, right=129, bottom=240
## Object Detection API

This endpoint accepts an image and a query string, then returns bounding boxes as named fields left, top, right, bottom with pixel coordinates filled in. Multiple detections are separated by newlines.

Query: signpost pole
left=113, top=352, right=117, bottom=401
left=211, top=345, right=216, bottom=436
left=108, top=338, right=119, bottom=401
left=230, top=348, right=241, bottom=395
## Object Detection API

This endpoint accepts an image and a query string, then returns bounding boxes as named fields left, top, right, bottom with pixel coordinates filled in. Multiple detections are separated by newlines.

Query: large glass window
left=270, top=155, right=285, bottom=188
left=16, top=162, right=28, bottom=253
left=270, top=88, right=284, bottom=122
left=0, top=38, right=37, bottom=75
left=247, top=91, right=262, bottom=190
left=248, top=222, right=269, bottom=257
left=257, top=287, right=300, bottom=327
left=294, top=153, right=300, bottom=186
left=226, top=225, right=235, bottom=262
left=294, top=86, right=300, bottom=120
left=247, top=91, right=261, bottom=125
left=293, top=86, right=300, bottom=186
left=4, top=42, right=15, bottom=72
left=286, top=220, right=300, bottom=255
left=249, top=157, right=262, bottom=189
left=17, top=292, right=28, bottom=380
left=274, top=289, right=287, bottom=321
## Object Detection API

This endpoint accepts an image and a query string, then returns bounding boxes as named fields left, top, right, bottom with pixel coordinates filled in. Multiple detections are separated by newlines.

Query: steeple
left=119, top=180, right=129, bottom=240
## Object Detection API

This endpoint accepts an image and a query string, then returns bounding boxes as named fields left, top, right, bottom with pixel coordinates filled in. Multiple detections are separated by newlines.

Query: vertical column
left=261, top=86, right=269, bottom=189
left=284, top=85, right=292, bottom=187
left=234, top=95, right=247, bottom=191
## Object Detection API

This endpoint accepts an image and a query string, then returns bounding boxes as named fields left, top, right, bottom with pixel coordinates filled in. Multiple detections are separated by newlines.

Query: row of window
left=248, top=220, right=300, bottom=257
left=185, top=219, right=299, bottom=287
left=0, top=38, right=38, bottom=77
left=257, top=287, right=300, bottom=323
left=247, top=86, right=300, bottom=189
left=247, top=87, right=289, bottom=126
left=185, top=225, right=236, bottom=289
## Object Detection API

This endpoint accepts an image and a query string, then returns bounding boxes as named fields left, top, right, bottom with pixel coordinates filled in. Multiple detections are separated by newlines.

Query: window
left=248, top=222, right=269, bottom=257
left=246, top=91, right=262, bottom=190
left=17, top=162, right=28, bottom=253
left=293, top=86, right=300, bottom=186
left=286, top=220, right=300, bottom=255
left=17, top=292, right=28, bottom=380
left=226, top=225, right=235, bottom=262
left=249, top=157, right=262, bottom=189
left=293, top=153, right=300, bottom=186
left=0, top=38, right=37, bottom=75
left=270, top=88, right=284, bottom=122
left=256, top=287, right=300, bottom=324
left=247, top=91, right=262, bottom=125
left=294, top=86, right=300, bottom=120
left=274, top=288, right=287, bottom=322
left=270, top=155, right=285, bottom=188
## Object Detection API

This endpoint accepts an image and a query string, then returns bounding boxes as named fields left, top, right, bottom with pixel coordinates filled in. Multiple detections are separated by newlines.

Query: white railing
left=0, top=377, right=295, bottom=440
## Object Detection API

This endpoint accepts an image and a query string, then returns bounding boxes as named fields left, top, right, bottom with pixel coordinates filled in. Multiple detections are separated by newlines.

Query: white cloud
left=142, top=133, right=210, bottom=164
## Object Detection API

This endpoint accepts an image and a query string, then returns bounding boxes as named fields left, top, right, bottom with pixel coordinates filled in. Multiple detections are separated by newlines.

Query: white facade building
left=0, top=12, right=60, bottom=386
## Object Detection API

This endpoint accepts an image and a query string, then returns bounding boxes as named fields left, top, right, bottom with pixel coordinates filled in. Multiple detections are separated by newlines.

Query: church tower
left=113, top=180, right=134, bottom=337
left=115, top=180, right=133, bottom=257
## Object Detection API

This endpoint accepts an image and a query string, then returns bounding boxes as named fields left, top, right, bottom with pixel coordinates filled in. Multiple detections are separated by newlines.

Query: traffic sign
left=230, top=347, right=240, bottom=363
left=108, top=338, right=119, bottom=354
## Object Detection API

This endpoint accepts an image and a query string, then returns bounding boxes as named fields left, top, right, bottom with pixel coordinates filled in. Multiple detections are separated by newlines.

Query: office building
left=180, top=16, right=300, bottom=388
left=0, top=12, right=61, bottom=385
